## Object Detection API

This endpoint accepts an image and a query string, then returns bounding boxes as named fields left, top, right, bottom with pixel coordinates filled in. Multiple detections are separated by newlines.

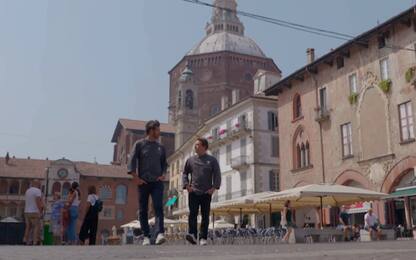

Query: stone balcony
left=208, top=125, right=251, bottom=148
left=231, top=155, right=249, bottom=170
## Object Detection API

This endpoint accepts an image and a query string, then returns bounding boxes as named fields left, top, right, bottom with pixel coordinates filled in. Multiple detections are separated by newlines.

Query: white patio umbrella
left=148, top=217, right=187, bottom=225
left=209, top=219, right=235, bottom=230
left=256, top=183, right=388, bottom=228
left=0, top=217, right=19, bottom=223
left=121, top=220, right=140, bottom=229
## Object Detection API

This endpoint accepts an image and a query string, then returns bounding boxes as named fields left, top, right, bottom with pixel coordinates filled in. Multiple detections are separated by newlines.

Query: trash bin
left=43, top=223, right=53, bottom=245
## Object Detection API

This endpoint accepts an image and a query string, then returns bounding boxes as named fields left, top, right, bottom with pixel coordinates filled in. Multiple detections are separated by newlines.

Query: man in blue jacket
left=128, top=120, right=167, bottom=246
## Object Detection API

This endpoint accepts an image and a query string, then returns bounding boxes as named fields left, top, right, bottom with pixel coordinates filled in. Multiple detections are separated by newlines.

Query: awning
left=384, top=187, right=416, bottom=199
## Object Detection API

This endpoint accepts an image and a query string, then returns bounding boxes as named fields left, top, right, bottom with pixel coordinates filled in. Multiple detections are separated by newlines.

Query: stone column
left=404, top=196, right=412, bottom=228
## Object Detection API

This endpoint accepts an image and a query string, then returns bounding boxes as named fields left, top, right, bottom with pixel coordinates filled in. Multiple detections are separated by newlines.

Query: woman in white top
left=65, top=182, right=80, bottom=245
left=79, top=186, right=100, bottom=245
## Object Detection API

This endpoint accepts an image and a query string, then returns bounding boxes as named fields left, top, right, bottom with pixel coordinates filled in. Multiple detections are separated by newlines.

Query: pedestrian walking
left=339, top=206, right=351, bottom=241
left=23, top=180, right=44, bottom=245
left=127, top=120, right=168, bottom=246
left=79, top=185, right=101, bottom=245
left=65, top=182, right=80, bottom=245
left=51, top=192, right=64, bottom=245
left=182, top=138, right=221, bottom=246
left=281, top=200, right=294, bottom=243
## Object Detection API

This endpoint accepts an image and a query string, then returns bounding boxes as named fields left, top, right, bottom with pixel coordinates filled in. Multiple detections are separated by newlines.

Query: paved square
left=1, top=241, right=416, bottom=260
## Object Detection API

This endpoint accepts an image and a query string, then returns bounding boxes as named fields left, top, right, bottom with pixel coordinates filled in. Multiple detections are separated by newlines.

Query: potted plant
left=405, top=67, right=415, bottom=83
left=378, top=79, right=392, bottom=93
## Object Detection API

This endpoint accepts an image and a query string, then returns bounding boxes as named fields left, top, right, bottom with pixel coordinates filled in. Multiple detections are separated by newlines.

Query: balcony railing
left=315, top=107, right=331, bottom=122
left=231, top=155, right=249, bottom=170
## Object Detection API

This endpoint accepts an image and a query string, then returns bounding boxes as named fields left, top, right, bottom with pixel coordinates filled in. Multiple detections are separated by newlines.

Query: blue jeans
left=138, top=181, right=165, bottom=238
left=66, top=206, right=79, bottom=243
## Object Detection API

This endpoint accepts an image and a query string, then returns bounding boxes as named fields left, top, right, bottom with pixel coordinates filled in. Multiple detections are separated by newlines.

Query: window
left=240, top=171, right=247, bottom=196
left=226, top=144, right=232, bottom=165
left=319, top=87, right=327, bottom=111
left=103, top=208, right=112, bottom=218
left=271, top=136, right=279, bottom=158
left=238, top=114, right=248, bottom=128
left=62, top=182, right=71, bottom=199
left=210, top=104, right=220, bottom=116
left=8, top=181, right=19, bottom=195
left=269, top=170, right=278, bottom=191
left=336, top=56, right=344, bottom=69
left=268, top=111, right=278, bottom=131
left=240, top=138, right=247, bottom=157
left=115, top=185, right=127, bottom=205
left=185, top=90, right=194, bottom=109
left=52, top=182, right=61, bottom=195
left=226, top=176, right=232, bottom=200
left=378, top=35, right=386, bottom=49
left=293, top=94, right=302, bottom=119
left=341, top=123, right=353, bottom=157
left=212, top=127, right=219, bottom=140
left=349, top=73, right=358, bottom=94
left=380, top=57, right=389, bottom=81
left=226, top=120, right=232, bottom=132
left=116, top=209, right=124, bottom=221
left=0, top=180, right=7, bottom=194
left=293, top=128, right=311, bottom=169
left=100, top=185, right=112, bottom=200
left=399, top=101, right=415, bottom=142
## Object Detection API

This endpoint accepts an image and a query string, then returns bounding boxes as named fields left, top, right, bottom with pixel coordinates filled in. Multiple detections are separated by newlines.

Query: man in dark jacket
left=183, top=137, right=221, bottom=246
left=128, top=120, right=168, bottom=246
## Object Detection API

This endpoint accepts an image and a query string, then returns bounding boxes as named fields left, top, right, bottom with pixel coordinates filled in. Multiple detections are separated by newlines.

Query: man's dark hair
left=145, top=120, right=160, bottom=135
left=196, top=137, right=209, bottom=150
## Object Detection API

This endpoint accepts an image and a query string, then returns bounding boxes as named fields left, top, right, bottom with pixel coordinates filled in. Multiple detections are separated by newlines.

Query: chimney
left=306, top=48, right=315, bottom=64
left=231, top=89, right=240, bottom=105
left=5, top=152, right=10, bottom=165
left=27, top=156, right=31, bottom=160
left=221, top=96, right=229, bottom=110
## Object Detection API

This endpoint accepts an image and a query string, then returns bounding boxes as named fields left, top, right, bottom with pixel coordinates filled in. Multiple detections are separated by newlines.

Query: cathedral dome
left=187, top=0, right=267, bottom=58
left=187, top=32, right=266, bottom=58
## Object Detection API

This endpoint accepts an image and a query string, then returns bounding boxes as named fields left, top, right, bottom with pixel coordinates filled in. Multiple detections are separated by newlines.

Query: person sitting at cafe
left=339, top=206, right=351, bottom=241
left=364, top=208, right=382, bottom=240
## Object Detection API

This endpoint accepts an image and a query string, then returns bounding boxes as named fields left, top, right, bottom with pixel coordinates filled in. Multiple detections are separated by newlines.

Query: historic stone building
left=0, top=156, right=136, bottom=244
left=266, top=6, right=416, bottom=228
left=169, top=0, right=281, bottom=148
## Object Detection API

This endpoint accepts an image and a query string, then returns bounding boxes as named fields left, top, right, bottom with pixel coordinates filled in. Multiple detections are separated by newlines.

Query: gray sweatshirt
left=127, top=139, right=168, bottom=183
left=182, top=154, right=221, bottom=195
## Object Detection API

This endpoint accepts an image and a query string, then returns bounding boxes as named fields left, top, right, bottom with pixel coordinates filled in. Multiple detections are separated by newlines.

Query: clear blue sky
left=0, top=0, right=413, bottom=164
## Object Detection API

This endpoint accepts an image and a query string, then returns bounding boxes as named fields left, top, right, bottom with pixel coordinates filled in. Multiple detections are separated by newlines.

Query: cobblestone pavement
left=1, top=241, right=416, bottom=260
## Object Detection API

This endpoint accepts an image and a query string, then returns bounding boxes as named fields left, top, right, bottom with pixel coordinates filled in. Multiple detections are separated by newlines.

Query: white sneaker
left=142, top=237, right=151, bottom=246
left=199, top=239, right=208, bottom=246
left=155, top=233, right=166, bottom=245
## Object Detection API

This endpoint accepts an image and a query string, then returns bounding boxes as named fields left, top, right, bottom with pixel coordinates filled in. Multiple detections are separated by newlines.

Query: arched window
left=9, top=180, right=19, bottom=195
left=185, top=90, right=194, bottom=109
left=100, top=185, right=112, bottom=200
left=0, top=180, right=8, bottom=194
left=293, top=94, right=302, bottom=119
left=115, top=185, right=127, bottom=205
left=62, top=182, right=71, bottom=199
left=293, top=127, right=311, bottom=169
left=52, top=182, right=61, bottom=195
left=20, top=180, right=30, bottom=195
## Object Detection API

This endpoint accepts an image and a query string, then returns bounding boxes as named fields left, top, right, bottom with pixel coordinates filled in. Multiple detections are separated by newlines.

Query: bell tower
left=173, top=66, right=199, bottom=149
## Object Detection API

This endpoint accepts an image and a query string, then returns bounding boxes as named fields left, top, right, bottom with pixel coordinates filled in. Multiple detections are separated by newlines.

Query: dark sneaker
left=185, top=234, right=197, bottom=245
